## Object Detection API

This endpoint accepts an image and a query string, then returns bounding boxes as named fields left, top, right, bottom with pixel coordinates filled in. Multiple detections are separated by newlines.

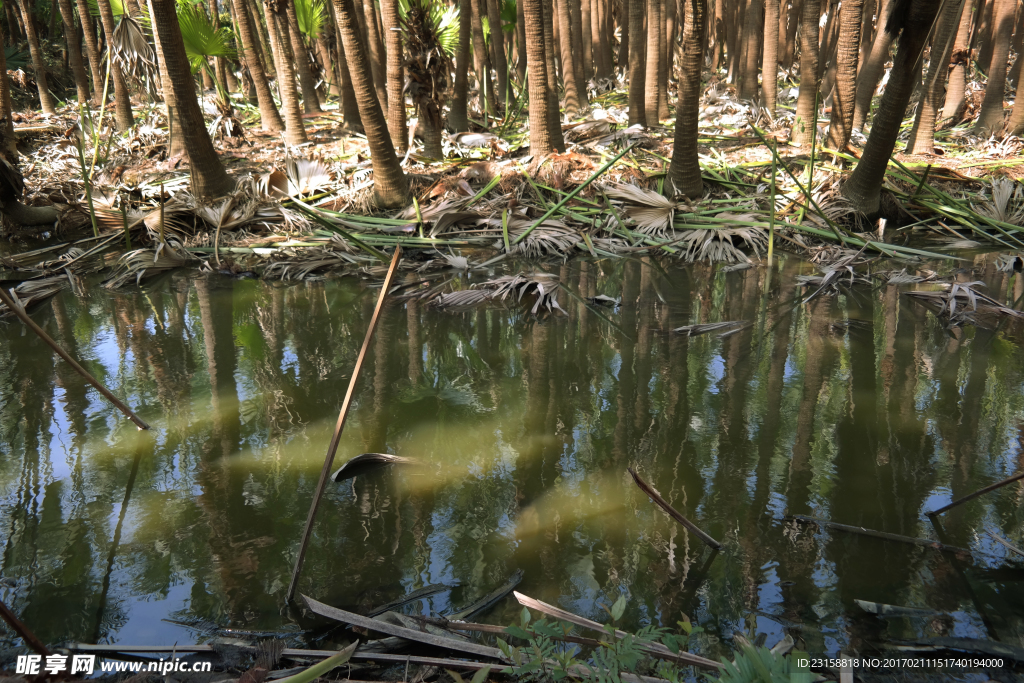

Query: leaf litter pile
left=4, top=81, right=1024, bottom=333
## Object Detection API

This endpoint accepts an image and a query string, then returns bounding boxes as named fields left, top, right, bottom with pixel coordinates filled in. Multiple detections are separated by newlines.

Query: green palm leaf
left=85, top=0, right=128, bottom=18
left=294, top=0, right=325, bottom=38
left=176, top=2, right=236, bottom=72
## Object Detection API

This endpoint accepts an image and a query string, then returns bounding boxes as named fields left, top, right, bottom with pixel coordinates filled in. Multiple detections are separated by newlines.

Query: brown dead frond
left=0, top=275, right=69, bottom=316
left=430, top=273, right=566, bottom=315
left=103, top=242, right=197, bottom=288
left=905, top=281, right=1024, bottom=328
left=604, top=182, right=678, bottom=235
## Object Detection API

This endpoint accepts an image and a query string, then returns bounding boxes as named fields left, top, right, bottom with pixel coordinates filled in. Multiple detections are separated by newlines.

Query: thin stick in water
left=927, top=470, right=1024, bottom=517
left=0, top=598, right=51, bottom=656
left=286, top=247, right=402, bottom=602
left=0, top=287, right=150, bottom=430
left=627, top=467, right=722, bottom=550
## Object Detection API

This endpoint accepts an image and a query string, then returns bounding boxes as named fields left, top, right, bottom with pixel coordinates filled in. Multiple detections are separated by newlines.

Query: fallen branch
left=513, top=591, right=722, bottom=671
left=0, top=598, right=50, bottom=655
left=927, top=471, right=1024, bottom=517
left=627, top=468, right=722, bottom=550
left=0, top=286, right=149, bottom=429
left=988, top=532, right=1024, bottom=558
left=301, top=595, right=505, bottom=661
left=286, top=247, right=402, bottom=601
left=789, top=515, right=972, bottom=554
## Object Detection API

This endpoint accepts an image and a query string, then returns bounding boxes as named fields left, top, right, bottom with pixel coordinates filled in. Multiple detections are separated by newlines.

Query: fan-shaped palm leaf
left=111, top=15, right=157, bottom=81
left=86, top=0, right=128, bottom=19
left=295, top=0, right=325, bottom=38
left=177, top=2, right=236, bottom=72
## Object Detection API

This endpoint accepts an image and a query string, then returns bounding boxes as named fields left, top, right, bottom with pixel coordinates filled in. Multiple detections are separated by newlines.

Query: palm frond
left=295, top=0, right=325, bottom=38
left=111, top=16, right=157, bottom=83
left=177, top=2, right=237, bottom=72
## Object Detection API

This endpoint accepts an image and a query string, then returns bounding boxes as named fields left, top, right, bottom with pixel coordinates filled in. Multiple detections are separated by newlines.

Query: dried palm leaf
left=111, top=16, right=157, bottom=85
left=605, top=182, right=678, bottom=234
left=0, top=275, right=69, bottom=316
left=975, top=178, right=1024, bottom=227
left=103, top=242, right=197, bottom=288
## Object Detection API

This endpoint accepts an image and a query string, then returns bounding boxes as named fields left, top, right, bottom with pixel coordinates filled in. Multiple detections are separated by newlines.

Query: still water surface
left=2, top=254, right=1024, bottom=660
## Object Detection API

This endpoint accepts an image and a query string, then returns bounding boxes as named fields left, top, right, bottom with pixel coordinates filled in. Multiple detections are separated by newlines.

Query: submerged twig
left=0, top=598, right=50, bottom=656
left=927, top=470, right=1024, bottom=517
left=0, top=287, right=150, bottom=429
left=790, top=515, right=972, bottom=554
left=627, top=467, right=722, bottom=550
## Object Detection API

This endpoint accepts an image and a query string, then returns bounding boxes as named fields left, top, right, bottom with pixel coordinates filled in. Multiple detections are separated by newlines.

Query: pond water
left=2, top=253, right=1024, bottom=665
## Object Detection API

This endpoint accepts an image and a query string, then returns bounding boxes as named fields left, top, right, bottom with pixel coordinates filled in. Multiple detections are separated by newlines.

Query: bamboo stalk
left=627, top=468, right=722, bottom=550
left=286, top=247, right=402, bottom=602
left=927, top=471, right=1024, bottom=517
left=0, top=287, right=150, bottom=429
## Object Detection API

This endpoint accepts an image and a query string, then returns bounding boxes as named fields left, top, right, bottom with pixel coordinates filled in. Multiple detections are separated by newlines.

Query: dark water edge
left=1, top=252, right=1023, bottom=669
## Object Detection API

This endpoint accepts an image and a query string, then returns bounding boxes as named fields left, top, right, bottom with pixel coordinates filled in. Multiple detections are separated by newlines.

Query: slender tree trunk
left=231, top=0, right=284, bottom=130
left=516, top=0, right=528, bottom=79
left=762, top=0, right=779, bottom=111
left=450, top=0, right=471, bottom=129
left=524, top=0, right=563, bottom=152
left=284, top=0, right=324, bottom=112
left=858, top=0, right=875, bottom=74
left=1008, top=61, right=1024, bottom=133
left=851, top=0, right=895, bottom=130
left=151, top=0, right=234, bottom=197
left=842, top=0, right=940, bottom=215
left=792, top=0, right=819, bottom=145
left=907, top=0, right=964, bottom=153
left=57, top=0, right=89, bottom=104
left=147, top=0, right=185, bottom=157
left=826, top=0, right=863, bottom=149
left=265, top=1, right=309, bottom=144
left=542, top=0, right=562, bottom=137
left=95, top=0, right=135, bottom=128
left=783, top=0, right=800, bottom=67
left=628, top=0, right=646, bottom=124
left=470, top=0, right=496, bottom=114
left=0, top=18, right=18, bottom=161
left=582, top=0, right=594, bottom=80
left=557, top=0, right=583, bottom=114
left=333, top=0, right=409, bottom=207
left=249, top=0, right=275, bottom=75
left=620, top=0, right=632, bottom=71
left=975, top=0, right=995, bottom=73
left=1005, top=3, right=1023, bottom=87
left=362, top=0, right=388, bottom=112
left=381, top=0, right=406, bottom=153
left=14, top=0, right=57, bottom=114
left=669, top=0, right=707, bottom=197
left=738, top=0, right=762, bottom=100
left=74, top=0, right=103, bottom=101
left=711, top=0, right=724, bottom=70
left=975, top=0, right=1015, bottom=134
left=644, top=0, right=662, bottom=123
left=659, top=0, right=672, bottom=119
left=568, top=0, right=589, bottom=105
left=726, top=0, right=744, bottom=84
left=5, top=0, right=21, bottom=43
left=209, top=0, right=232, bottom=97
left=488, top=0, right=513, bottom=105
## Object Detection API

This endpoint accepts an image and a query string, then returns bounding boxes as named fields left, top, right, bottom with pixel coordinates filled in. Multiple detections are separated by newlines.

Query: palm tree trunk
left=783, top=0, right=800, bottom=67
left=858, top=0, right=875, bottom=74
left=449, top=0, right=472, bottom=130
left=568, top=0, right=588, bottom=102
left=524, top=0, right=561, bottom=153
left=627, top=0, right=646, bottom=124
left=659, top=0, right=672, bottom=120
left=231, top=0, right=284, bottom=130
left=327, top=0, right=362, bottom=128
left=906, top=0, right=964, bottom=153
left=974, top=0, right=995, bottom=73
left=1007, top=65, right=1024, bottom=134
left=851, top=0, right=895, bottom=130
left=265, top=1, right=309, bottom=144
left=147, top=0, right=186, bottom=157
left=56, top=0, right=90, bottom=104
left=470, top=0, right=496, bottom=115
left=284, top=0, right=324, bottom=113
left=516, top=0, right=527, bottom=79
left=644, top=0, right=662, bottom=124
left=738, top=0, right=761, bottom=101
left=209, top=0, right=232, bottom=97
left=380, top=0, right=406, bottom=153
left=14, top=0, right=57, bottom=114
left=362, top=0, right=389, bottom=112
left=826, top=0, right=863, bottom=149
left=74, top=0, right=104, bottom=101
left=0, top=19, right=18, bottom=161
left=842, top=0, right=940, bottom=215
left=150, top=0, right=234, bottom=197
left=557, top=0, right=583, bottom=115
left=762, top=0, right=779, bottom=112
left=95, top=0, right=135, bottom=128
left=619, top=0, right=631, bottom=72
left=542, top=0, right=562, bottom=139
left=975, top=0, right=1015, bottom=134
left=581, top=0, right=593, bottom=80
left=332, top=0, right=409, bottom=207
left=487, top=0, right=513, bottom=106
left=1006, top=3, right=1023, bottom=87
left=792, top=0, right=819, bottom=146
left=668, top=0, right=706, bottom=197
